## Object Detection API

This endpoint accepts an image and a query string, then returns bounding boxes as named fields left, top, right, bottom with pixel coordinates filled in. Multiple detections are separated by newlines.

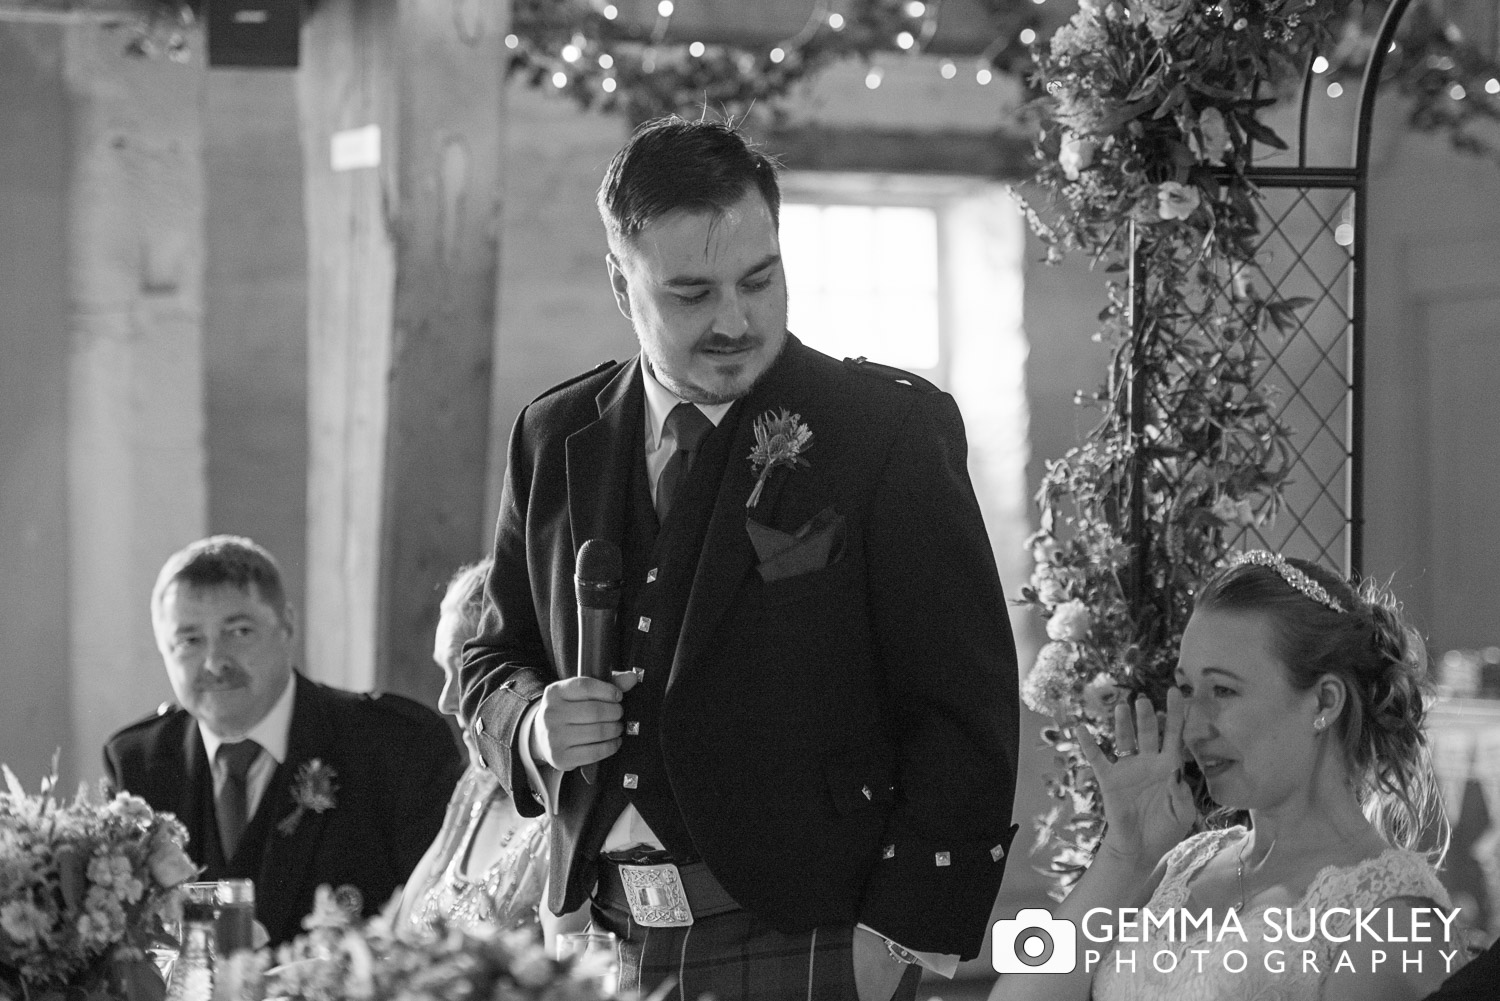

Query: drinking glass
left=555, top=930, right=620, bottom=994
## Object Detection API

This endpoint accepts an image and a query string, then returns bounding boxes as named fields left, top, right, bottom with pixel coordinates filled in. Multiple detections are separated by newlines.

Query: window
left=779, top=203, right=941, bottom=373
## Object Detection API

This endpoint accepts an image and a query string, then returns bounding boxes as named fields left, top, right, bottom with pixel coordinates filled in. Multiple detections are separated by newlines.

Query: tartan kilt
left=591, top=895, right=923, bottom=1001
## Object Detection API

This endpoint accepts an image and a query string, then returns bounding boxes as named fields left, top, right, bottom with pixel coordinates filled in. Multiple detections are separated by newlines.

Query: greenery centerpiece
left=1015, top=0, right=1498, bottom=893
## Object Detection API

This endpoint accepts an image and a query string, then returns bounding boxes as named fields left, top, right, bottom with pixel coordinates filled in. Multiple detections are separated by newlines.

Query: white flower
left=1157, top=181, right=1202, bottom=221
left=0, top=900, right=50, bottom=944
left=1210, top=494, right=1257, bottom=525
left=1082, top=673, right=1128, bottom=718
left=149, top=838, right=197, bottom=888
left=1059, top=134, right=1098, bottom=180
left=1046, top=600, right=1093, bottom=642
left=107, top=792, right=154, bottom=825
left=1023, top=642, right=1081, bottom=716
left=1035, top=575, right=1069, bottom=606
left=1197, top=107, right=1231, bottom=163
left=1135, top=0, right=1191, bottom=39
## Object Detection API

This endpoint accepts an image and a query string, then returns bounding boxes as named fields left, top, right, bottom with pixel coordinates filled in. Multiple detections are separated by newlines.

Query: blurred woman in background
left=393, top=558, right=548, bottom=938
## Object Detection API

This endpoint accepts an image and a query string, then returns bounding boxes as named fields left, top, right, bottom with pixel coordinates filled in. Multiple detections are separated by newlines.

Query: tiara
left=1230, top=550, right=1347, bottom=613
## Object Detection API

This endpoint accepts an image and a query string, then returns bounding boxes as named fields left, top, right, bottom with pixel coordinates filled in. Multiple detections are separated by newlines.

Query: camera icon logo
left=992, top=908, right=1078, bottom=974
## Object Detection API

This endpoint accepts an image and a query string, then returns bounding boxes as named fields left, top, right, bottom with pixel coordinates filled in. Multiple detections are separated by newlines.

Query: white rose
left=1197, top=107, right=1231, bottom=163
left=1059, top=134, right=1098, bottom=181
left=149, top=841, right=197, bottom=889
left=1046, top=600, right=1093, bottom=642
left=1157, top=181, right=1201, bottom=221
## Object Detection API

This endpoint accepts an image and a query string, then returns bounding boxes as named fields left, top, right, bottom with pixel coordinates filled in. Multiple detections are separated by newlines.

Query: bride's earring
left=1313, top=716, right=1329, bottom=732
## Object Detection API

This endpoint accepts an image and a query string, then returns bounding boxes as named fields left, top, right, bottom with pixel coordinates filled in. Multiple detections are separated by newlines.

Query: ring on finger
left=1115, top=748, right=1139, bottom=758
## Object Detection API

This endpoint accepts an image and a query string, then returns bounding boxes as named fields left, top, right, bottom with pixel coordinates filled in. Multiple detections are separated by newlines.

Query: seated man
left=105, top=535, right=463, bottom=946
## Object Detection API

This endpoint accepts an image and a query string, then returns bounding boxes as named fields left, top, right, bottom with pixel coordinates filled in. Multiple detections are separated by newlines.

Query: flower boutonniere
left=277, top=759, right=338, bottom=837
left=746, top=408, right=812, bottom=509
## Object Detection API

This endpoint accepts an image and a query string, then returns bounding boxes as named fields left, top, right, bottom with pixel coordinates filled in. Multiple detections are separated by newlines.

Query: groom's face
left=607, top=188, right=788, bottom=405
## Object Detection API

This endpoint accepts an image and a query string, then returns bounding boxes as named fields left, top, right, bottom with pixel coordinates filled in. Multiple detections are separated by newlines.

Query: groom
left=462, top=117, right=1019, bottom=1001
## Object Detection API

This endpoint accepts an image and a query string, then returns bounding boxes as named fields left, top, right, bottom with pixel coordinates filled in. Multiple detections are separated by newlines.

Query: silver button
left=990, top=843, right=1007, bottom=862
left=646, top=568, right=658, bottom=583
left=935, top=852, right=951, bottom=867
left=626, top=722, right=640, bottom=736
left=883, top=844, right=896, bottom=860
left=638, top=616, right=652, bottom=632
left=861, top=784, right=872, bottom=800
left=623, top=774, right=639, bottom=789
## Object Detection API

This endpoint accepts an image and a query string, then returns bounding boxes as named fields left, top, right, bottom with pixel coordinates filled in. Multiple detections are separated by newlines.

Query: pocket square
left=747, top=506, right=846, bottom=583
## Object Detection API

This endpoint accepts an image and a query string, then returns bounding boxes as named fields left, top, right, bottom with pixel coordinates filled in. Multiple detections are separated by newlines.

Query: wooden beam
left=299, top=0, right=506, bottom=706
left=763, top=124, right=1036, bottom=179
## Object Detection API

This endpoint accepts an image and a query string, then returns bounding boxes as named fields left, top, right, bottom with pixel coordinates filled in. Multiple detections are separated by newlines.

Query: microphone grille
left=576, top=538, right=623, bottom=585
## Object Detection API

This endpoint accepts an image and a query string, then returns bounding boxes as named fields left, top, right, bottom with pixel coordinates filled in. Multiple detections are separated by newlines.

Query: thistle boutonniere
left=277, top=759, right=338, bottom=837
left=746, top=408, right=812, bottom=509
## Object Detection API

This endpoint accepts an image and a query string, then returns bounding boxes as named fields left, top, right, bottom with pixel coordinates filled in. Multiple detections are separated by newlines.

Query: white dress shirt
left=198, top=673, right=295, bottom=824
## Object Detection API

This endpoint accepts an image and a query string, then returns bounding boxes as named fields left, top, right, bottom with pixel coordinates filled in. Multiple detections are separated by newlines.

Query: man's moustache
left=196, top=670, right=250, bottom=692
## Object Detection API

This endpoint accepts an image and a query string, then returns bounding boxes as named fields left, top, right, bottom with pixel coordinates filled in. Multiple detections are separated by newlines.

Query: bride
left=392, top=559, right=548, bottom=938
left=993, top=551, right=1459, bottom=1001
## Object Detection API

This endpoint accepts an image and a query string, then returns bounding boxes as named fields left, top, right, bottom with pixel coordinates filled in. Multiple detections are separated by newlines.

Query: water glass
left=555, top=930, right=620, bottom=994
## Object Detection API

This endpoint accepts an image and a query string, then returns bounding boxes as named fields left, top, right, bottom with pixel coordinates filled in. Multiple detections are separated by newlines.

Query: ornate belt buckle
left=618, top=862, right=694, bottom=927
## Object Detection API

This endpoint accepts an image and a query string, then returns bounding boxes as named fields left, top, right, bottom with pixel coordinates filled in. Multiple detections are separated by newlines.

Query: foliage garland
left=505, top=0, right=1040, bottom=122
left=1018, top=0, right=1499, bottom=893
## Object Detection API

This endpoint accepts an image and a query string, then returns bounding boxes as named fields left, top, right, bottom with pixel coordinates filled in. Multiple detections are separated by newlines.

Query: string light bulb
left=904, top=1, right=926, bottom=15
left=828, top=12, right=845, bottom=29
left=504, top=33, right=519, bottom=48
left=977, top=67, right=993, bottom=85
left=1019, top=28, right=1036, bottom=44
left=1449, top=83, right=1466, bottom=100
left=552, top=71, right=568, bottom=88
left=561, top=43, right=581, bottom=62
left=1486, top=78, right=1500, bottom=95
left=896, top=31, right=914, bottom=49
left=940, top=60, right=956, bottom=79
left=598, top=52, right=613, bottom=68
left=602, top=77, right=617, bottom=93
left=865, top=66, right=883, bottom=89
left=1311, top=55, right=1329, bottom=73
left=1326, top=81, right=1343, bottom=98
left=769, top=46, right=785, bottom=63
left=657, top=0, right=673, bottom=16
left=689, top=41, right=705, bottom=57
left=602, top=4, right=617, bottom=18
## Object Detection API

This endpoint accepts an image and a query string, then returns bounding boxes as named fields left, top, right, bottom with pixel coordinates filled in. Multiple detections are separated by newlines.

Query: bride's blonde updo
left=1194, top=553, right=1447, bottom=858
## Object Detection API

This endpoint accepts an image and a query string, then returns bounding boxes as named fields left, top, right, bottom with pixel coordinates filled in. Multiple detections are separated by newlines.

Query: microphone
left=575, top=540, right=622, bottom=784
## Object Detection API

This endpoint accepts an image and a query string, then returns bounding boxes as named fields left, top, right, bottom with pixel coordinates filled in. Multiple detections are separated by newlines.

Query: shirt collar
left=640, top=356, right=732, bottom=449
left=199, top=672, right=295, bottom=767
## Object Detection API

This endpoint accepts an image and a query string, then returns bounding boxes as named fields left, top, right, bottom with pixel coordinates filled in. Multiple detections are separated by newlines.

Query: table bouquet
left=262, top=886, right=621, bottom=1001
left=1, top=763, right=196, bottom=1001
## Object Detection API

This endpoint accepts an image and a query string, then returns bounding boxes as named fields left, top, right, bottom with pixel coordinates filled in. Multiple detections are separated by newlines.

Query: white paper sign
left=331, top=125, right=381, bottom=172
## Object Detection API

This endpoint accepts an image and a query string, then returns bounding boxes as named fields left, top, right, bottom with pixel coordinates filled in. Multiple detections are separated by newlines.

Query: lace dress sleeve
left=1148, top=827, right=1249, bottom=910
left=1305, top=849, right=1452, bottom=940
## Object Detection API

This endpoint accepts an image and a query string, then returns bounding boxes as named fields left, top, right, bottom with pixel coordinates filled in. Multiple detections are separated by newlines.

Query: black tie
left=655, top=402, right=714, bottom=524
left=216, top=739, right=262, bottom=859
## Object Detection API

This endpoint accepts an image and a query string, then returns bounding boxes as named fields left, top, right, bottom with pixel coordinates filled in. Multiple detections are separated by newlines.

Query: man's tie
left=655, top=402, right=714, bottom=524
left=216, top=739, right=262, bottom=859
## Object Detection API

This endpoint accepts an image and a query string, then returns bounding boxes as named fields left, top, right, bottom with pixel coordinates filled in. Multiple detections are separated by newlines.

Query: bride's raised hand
left=1070, top=687, right=1195, bottom=867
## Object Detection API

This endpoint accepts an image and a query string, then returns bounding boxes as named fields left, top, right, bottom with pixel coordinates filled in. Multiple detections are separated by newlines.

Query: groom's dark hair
left=597, top=116, right=781, bottom=251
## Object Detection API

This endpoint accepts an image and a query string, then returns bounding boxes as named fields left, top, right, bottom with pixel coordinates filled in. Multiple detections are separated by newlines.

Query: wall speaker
left=205, top=0, right=302, bottom=68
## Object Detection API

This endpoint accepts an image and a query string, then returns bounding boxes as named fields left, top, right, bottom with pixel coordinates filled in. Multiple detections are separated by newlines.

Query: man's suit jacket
left=104, top=672, right=462, bottom=946
left=1422, top=940, right=1500, bottom=1001
left=463, top=337, right=1020, bottom=960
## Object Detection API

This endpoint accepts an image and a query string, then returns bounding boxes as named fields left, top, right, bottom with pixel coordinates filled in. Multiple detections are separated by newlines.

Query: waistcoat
left=579, top=401, right=744, bottom=865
